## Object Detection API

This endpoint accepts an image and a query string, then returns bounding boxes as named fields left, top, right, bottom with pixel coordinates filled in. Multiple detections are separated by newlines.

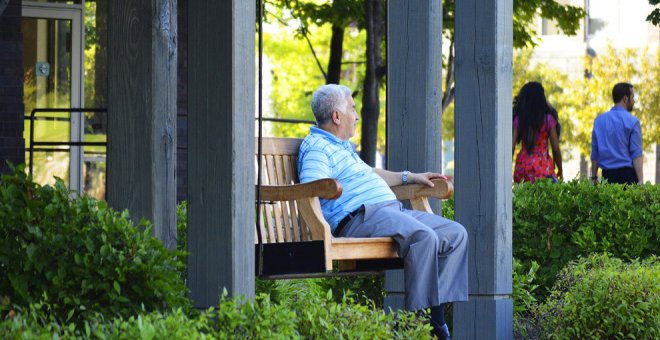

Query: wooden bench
left=255, top=137, right=453, bottom=278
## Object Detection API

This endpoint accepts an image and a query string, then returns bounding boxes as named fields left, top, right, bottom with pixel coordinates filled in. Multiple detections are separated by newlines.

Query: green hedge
left=513, top=180, right=659, bottom=296
left=443, top=179, right=659, bottom=296
left=1, top=292, right=432, bottom=339
left=535, top=254, right=660, bottom=339
left=0, top=167, right=190, bottom=324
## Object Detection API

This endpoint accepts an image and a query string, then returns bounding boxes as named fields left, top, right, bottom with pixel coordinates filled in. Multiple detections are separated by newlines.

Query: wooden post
left=454, top=0, right=513, bottom=338
left=386, top=0, right=442, bottom=310
left=107, top=1, right=177, bottom=250
left=0, top=0, right=24, bottom=175
left=186, top=0, right=255, bottom=307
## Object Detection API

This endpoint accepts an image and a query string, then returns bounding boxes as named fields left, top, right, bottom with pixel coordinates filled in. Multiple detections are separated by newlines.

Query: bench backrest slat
left=256, top=138, right=309, bottom=244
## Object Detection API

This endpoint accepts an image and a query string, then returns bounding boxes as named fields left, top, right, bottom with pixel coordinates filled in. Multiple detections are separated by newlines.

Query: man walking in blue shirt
left=298, top=84, right=468, bottom=339
left=591, top=82, right=643, bottom=184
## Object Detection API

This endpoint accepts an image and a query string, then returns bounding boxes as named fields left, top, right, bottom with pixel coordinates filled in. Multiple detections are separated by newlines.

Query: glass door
left=22, top=2, right=84, bottom=192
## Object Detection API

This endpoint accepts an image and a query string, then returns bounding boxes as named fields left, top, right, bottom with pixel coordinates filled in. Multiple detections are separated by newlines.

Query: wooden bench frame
left=256, top=137, right=453, bottom=275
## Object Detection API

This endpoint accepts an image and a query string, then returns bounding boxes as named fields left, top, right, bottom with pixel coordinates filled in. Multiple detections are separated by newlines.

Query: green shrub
left=316, top=275, right=386, bottom=307
left=441, top=197, right=454, bottom=220
left=512, top=259, right=540, bottom=339
left=176, top=200, right=187, bottom=254
left=443, top=180, right=659, bottom=297
left=293, top=290, right=430, bottom=339
left=214, top=293, right=299, bottom=338
left=534, top=253, right=660, bottom=339
left=0, top=304, right=211, bottom=339
left=1, top=291, right=432, bottom=339
left=176, top=200, right=188, bottom=280
left=513, top=179, right=659, bottom=296
left=0, top=167, right=190, bottom=324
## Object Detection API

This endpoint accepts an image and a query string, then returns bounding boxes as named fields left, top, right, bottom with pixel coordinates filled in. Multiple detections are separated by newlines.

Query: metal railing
left=24, top=111, right=310, bottom=176
left=257, top=117, right=315, bottom=125
left=24, top=108, right=107, bottom=176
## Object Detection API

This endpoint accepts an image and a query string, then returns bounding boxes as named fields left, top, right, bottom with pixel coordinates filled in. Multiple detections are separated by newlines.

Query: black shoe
left=430, top=322, right=451, bottom=340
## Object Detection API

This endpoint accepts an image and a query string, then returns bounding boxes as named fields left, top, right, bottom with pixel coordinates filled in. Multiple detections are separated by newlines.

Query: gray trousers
left=339, top=200, right=468, bottom=311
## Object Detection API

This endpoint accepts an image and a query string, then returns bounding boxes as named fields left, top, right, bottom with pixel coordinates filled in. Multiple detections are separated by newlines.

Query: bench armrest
left=391, top=178, right=453, bottom=200
left=390, top=178, right=454, bottom=212
left=256, top=179, right=339, bottom=245
left=257, top=178, right=342, bottom=201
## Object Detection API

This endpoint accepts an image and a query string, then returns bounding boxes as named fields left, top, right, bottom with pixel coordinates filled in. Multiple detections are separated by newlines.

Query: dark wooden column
left=386, top=0, right=442, bottom=310
left=107, top=1, right=177, bottom=249
left=0, top=0, right=24, bottom=175
left=454, top=0, right=513, bottom=338
left=186, top=0, right=255, bottom=307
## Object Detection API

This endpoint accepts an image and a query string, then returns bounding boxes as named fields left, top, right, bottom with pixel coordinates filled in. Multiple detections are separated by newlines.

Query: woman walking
left=512, top=81, right=563, bottom=183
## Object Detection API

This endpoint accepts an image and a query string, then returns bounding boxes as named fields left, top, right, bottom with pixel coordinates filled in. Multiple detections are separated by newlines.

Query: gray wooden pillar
left=454, top=0, right=513, bottom=338
left=186, top=0, right=255, bottom=307
left=107, top=1, right=177, bottom=250
left=0, top=0, right=24, bottom=176
left=386, top=0, right=442, bottom=310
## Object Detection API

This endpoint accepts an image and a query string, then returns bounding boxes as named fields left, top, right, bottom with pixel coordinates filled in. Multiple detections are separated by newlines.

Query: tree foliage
left=648, top=0, right=660, bottom=26
left=561, top=46, right=660, bottom=157
left=262, top=11, right=367, bottom=139
left=262, top=1, right=585, bottom=160
left=441, top=0, right=585, bottom=112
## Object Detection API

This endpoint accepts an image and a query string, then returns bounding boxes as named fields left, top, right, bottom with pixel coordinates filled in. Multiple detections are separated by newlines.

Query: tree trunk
left=326, top=24, right=344, bottom=85
left=442, top=41, right=455, bottom=113
left=360, top=0, right=383, bottom=166
left=580, top=154, right=588, bottom=178
left=95, top=0, right=108, bottom=108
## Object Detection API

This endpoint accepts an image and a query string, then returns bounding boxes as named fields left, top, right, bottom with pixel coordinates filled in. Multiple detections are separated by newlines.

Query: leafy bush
left=316, top=275, right=386, bottom=307
left=257, top=275, right=385, bottom=309
left=443, top=180, right=659, bottom=297
left=1, top=291, right=432, bottom=339
left=0, top=167, right=190, bottom=324
left=513, top=179, right=659, bottom=296
left=534, top=253, right=660, bottom=339
left=176, top=200, right=187, bottom=254
left=1, top=304, right=210, bottom=339
left=176, top=200, right=188, bottom=280
left=512, top=259, right=540, bottom=339
left=256, top=278, right=328, bottom=306
left=213, top=293, right=299, bottom=338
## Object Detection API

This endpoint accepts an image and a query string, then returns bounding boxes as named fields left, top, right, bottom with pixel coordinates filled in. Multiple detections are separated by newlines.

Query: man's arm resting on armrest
left=372, top=168, right=447, bottom=187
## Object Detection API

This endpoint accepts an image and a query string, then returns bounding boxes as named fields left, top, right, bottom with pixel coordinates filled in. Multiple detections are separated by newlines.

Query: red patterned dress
left=513, top=114, right=558, bottom=183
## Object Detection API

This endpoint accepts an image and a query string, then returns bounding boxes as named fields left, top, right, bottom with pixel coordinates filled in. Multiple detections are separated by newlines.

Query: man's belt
left=333, top=208, right=361, bottom=237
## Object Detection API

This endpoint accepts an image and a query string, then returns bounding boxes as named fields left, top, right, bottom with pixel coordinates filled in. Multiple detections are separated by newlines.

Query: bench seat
left=256, top=137, right=453, bottom=274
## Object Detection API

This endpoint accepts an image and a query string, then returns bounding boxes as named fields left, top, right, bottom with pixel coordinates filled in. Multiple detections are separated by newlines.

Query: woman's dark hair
left=513, top=81, right=552, bottom=154
left=548, top=105, right=561, bottom=138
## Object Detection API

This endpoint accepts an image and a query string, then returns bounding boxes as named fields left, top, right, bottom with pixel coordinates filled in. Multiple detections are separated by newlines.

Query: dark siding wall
left=0, top=0, right=24, bottom=174
left=176, top=0, right=188, bottom=202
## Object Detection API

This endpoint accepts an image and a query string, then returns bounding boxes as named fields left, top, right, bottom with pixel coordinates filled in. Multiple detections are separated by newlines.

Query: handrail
left=256, top=117, right=316, bottom=125
left=24, top=108, right=108, bottom=177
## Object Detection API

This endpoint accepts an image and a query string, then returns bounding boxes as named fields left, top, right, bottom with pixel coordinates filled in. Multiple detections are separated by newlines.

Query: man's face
left=625, top=89, right=636, bottom=112
left=339, top=95, right=359, bottom=140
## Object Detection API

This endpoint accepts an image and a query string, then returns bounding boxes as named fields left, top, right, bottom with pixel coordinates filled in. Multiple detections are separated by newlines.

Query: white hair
left=311, top=84, right=352, bottom=126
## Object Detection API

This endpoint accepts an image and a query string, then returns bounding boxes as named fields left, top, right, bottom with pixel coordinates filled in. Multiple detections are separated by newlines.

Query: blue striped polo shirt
left=297, top=126, right=396, bottom=232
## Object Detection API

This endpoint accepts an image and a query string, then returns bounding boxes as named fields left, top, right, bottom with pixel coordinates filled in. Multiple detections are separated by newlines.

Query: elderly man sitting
left=297, top=84, right=468, bottom=339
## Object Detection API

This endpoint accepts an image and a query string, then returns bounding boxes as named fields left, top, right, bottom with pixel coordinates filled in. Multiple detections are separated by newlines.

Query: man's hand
left=410, top=172, right=450, bottom=187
